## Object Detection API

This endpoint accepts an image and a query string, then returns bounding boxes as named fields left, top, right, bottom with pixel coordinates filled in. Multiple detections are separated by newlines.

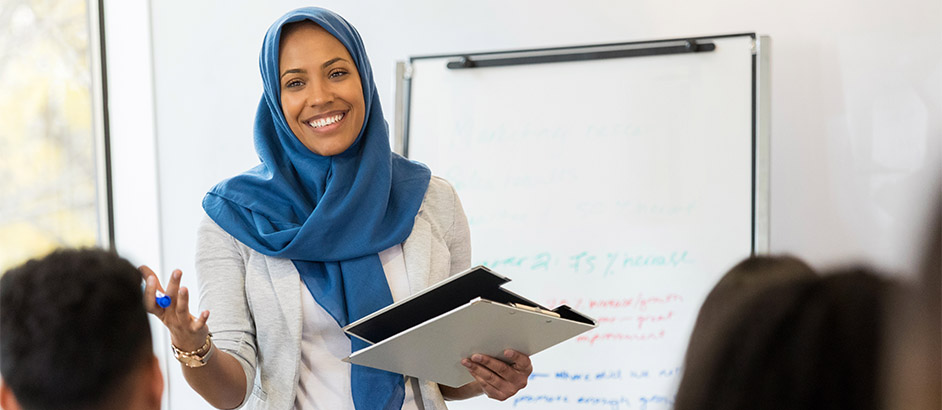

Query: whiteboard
left=400, top=34, right=769, bottom=410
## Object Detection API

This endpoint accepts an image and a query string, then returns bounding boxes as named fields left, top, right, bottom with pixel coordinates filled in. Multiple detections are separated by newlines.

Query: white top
left=196, top=176, right=472, bottom=410
left=294, top=244, right=421, bottom=410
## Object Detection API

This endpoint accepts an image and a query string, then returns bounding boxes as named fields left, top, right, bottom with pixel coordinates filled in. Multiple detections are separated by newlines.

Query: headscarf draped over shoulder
left=202, top=7, right=428, bottom=410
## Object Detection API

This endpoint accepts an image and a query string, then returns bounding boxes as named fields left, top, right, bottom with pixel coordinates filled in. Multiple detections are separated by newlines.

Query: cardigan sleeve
left=195, top=214, right=258, bottom=408
left=442, top=178, right=472, bottom=275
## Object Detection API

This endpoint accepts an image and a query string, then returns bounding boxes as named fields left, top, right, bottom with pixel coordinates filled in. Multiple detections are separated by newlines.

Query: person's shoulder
left=423, top=175, right=458, bottom=207
left=198, top=211, right=228, bottom=235
left=419, top=175, right=460, bottom=221
left=428, top=175, right=457, bottom=194
left=196, top=211, right=244, bottom=252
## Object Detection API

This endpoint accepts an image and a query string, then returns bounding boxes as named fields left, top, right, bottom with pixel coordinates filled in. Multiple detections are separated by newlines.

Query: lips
left=306, top=111, right=346, bottom=129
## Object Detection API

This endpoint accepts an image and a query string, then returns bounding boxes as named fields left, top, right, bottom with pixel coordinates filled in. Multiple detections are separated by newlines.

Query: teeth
left=309, top=113, right=344, bottom=128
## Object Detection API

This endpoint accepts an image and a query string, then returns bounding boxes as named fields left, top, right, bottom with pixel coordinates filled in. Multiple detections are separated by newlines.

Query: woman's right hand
left=140, top=265, right=211, bottom=352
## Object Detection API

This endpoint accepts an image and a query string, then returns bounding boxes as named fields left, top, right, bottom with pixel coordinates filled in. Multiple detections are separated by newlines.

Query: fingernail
left=180, top=288, right=187, bottom=296
left=461, top=359, right=471, bottom=368
left=504, top=350, right=514, bottom=358
left=173, top=271, right=181, bottom=280
left=472, top=354, right=483, bottom=363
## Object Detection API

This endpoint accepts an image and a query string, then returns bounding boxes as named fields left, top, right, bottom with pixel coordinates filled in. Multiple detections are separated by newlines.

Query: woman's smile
left=306, top=111, right=346, bottom=131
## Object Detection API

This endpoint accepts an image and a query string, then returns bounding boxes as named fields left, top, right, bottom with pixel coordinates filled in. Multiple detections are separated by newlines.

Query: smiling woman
left=279, top=21, right=365, bottom=156
left=140, top=7, right=533, bottom=410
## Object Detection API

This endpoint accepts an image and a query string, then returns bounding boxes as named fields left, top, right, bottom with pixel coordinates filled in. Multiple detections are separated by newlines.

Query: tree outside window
left=0, top=0, right=108, bottom=271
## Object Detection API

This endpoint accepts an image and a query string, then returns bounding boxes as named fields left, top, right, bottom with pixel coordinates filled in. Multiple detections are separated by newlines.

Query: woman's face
left=279, top=23, right=365, bottom=156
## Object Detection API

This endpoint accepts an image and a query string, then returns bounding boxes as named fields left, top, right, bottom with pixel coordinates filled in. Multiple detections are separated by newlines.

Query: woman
left=142, top=7, right=531, bottom=410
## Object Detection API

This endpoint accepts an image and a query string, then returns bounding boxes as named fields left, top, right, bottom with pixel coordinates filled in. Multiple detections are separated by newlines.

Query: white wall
left=101, top=0, right=167, bottom=409
left=108, top=0, right=940, bottom=409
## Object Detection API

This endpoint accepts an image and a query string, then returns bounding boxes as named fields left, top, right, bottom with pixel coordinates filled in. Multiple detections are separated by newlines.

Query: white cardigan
left=195, top=176, right=471, bottom=410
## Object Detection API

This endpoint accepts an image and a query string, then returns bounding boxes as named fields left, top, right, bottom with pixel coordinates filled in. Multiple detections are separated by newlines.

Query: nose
left=305, top=78, right=332, bottom=107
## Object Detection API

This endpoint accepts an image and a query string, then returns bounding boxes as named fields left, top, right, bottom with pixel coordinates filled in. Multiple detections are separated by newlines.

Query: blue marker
left=142, top=281, right=172, bottom=308
left=154, top=290, right=172, bottom=308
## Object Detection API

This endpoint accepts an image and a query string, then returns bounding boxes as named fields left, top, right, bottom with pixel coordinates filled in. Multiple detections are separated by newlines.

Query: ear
left=145, top=354, right=164, bottom=409
left=0, top=378, right=22, bottom=410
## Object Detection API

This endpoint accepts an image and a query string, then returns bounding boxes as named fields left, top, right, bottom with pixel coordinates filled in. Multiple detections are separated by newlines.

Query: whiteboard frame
left=754, top=35, right=771, bottom=254
left=395, top=33, right=771, bottom=255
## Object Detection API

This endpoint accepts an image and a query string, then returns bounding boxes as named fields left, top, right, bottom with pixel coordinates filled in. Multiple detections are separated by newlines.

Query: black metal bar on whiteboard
left=446, top=40, right=715, bottom=69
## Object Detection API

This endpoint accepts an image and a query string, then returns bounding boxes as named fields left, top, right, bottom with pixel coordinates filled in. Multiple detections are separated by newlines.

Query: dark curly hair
left=1, top=248, right=153, bottom=410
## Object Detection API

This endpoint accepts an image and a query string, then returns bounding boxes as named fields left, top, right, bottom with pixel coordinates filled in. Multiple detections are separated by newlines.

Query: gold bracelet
left=172, top=333, right=212, bottom=355
left=171, top=333, right=214, bottom=368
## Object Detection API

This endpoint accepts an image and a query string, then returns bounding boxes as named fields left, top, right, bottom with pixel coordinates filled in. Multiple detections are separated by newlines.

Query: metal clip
left=510, top=303, right=561, bottom=318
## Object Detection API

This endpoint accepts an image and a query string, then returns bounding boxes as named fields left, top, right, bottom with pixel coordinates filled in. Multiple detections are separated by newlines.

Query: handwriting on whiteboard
left=545, top=293, right=684, bottom=312
left=478, top=250, right=692, bottom=276
left=511, top=394, right=675, bottom=410
left=528, top=367, right=683, bottom=382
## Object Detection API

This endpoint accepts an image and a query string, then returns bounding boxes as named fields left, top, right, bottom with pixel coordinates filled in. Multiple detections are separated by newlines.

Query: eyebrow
left=321, top=57, right=346, bottom=69
left=280, top=57, right=349, bottom=79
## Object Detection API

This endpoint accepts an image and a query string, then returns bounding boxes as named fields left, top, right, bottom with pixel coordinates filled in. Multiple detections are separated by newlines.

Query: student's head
left=683, top=255, right=816, bottom=360
left=278, top=20, right=365, bottom=156
left=677, top=255, right=817, bottom=405
left=916, top=199, right=942, bottom=410
left=883, top=194, right=941, bottom=410
left=675, top=268, right=896, bottom=410
left=693, top=255, right=817, bottom=331
left=0, top=248, right=162, bottom=410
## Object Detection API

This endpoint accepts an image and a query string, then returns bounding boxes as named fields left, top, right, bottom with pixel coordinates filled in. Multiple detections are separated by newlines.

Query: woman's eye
left=285, top=79, right=303, bottom=88
left=328, top=70, right=348, bottom=79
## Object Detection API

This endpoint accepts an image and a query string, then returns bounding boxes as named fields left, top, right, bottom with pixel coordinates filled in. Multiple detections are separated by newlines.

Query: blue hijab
left=202, top=7, right=430, bottom=410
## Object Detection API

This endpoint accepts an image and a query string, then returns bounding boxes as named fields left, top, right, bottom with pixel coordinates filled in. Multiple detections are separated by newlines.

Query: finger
left=164, top=269, right=183, bottom=308
left=192, top=310, right=210, bottom=332
left=463, top=355, right=513, bottom=394
left=467, top=353, right=529, bottom=397
left=139, top=266, right=165, bottom=292
left=504, top=350, right=533, bottom=374
left=176, top=286, right=191, bottom=318
left=479, top=379, right=510, bottom=401
left=460, top=362, right=503, bottom=399
left=471, top=353, right=514, bottom=378
left=139, top=265, right=156, bottom=280
left=466, top=369, right=510, bottom=401
left=142, top=275, right=162, bottom=315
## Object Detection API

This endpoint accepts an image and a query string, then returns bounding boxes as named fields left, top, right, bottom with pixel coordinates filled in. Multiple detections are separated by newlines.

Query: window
left=0, top=0, right=109, bottom=271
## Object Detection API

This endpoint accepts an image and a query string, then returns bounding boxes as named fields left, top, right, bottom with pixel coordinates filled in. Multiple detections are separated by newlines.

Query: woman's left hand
left=461, top=349, right=532, bottom=401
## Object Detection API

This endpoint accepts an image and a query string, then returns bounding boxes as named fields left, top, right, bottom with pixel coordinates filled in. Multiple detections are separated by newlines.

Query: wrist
left=171, top=331, right=209, bottom=352
left=172, top=332, right=215, bottom=368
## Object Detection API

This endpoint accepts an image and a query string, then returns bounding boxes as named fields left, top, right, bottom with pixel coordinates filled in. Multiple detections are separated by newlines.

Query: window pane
left=0, top=0, right=106, bottom=271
